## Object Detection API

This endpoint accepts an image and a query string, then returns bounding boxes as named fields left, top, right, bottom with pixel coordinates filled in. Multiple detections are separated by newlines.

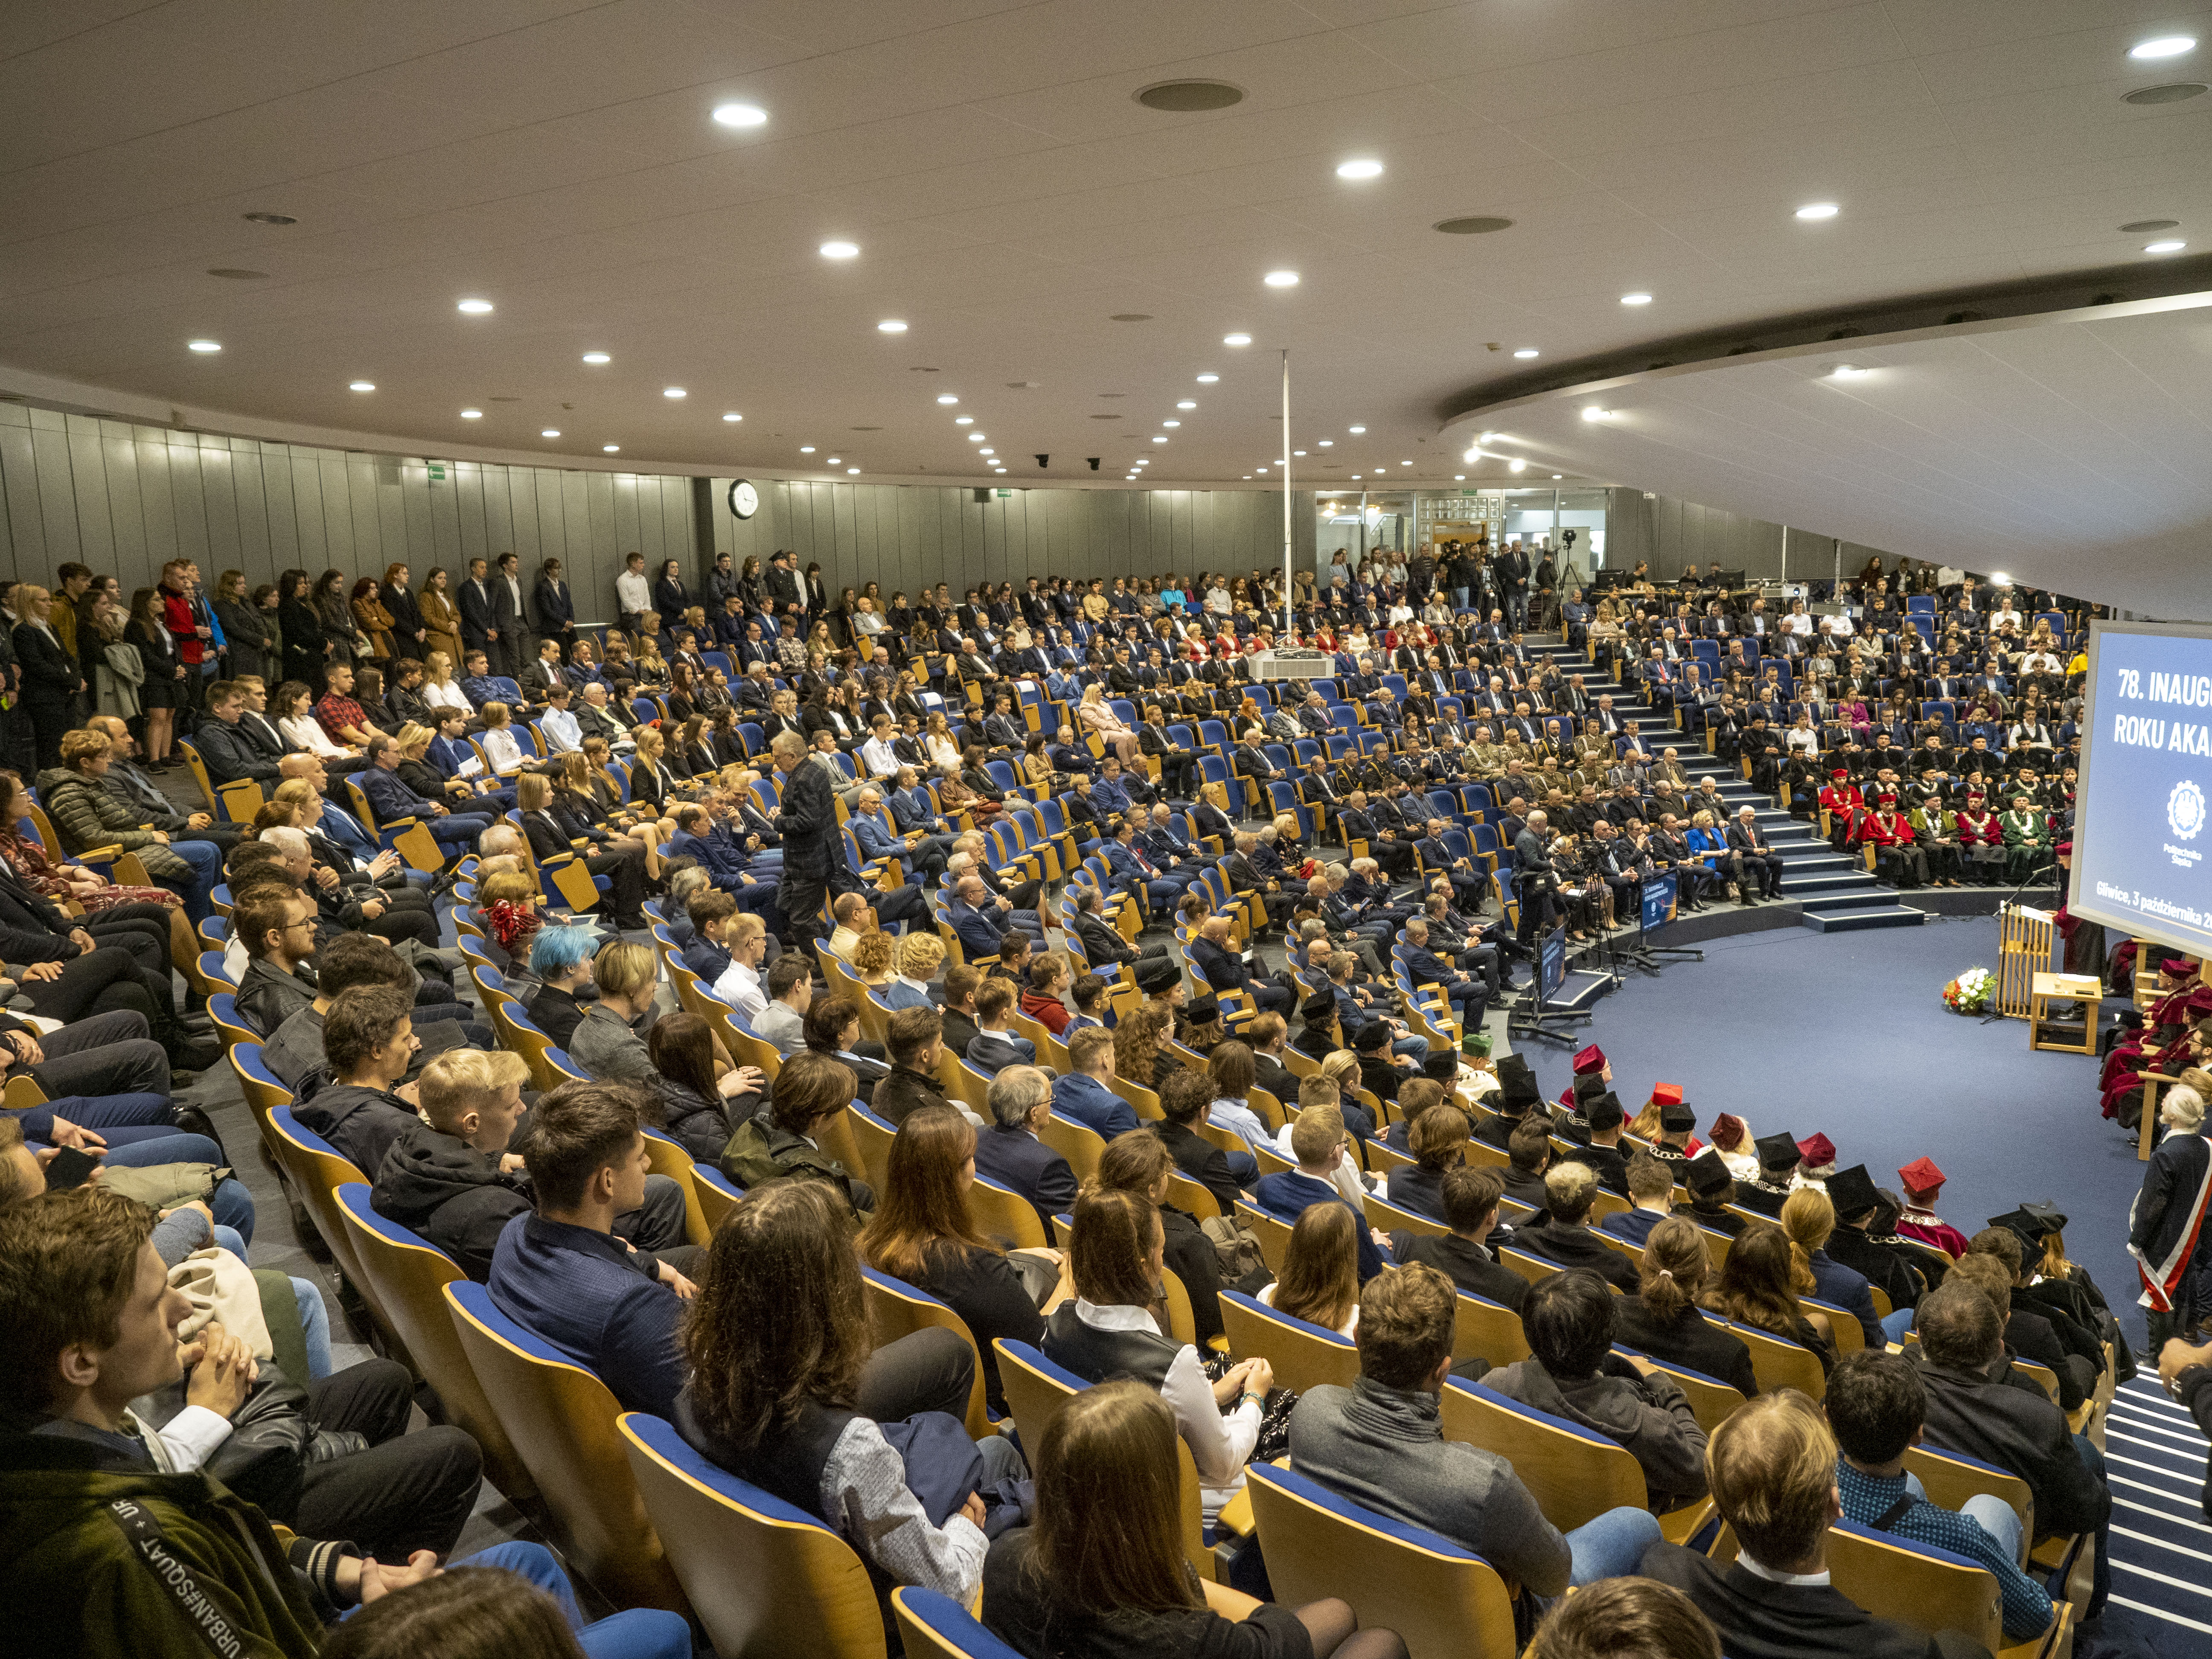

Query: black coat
left=13, top=621, right=83, bottom=706
left=776, top=761, right=839, bottom=878
left=1638, top=1543, right=1975, bottom=1659
left=382, top=585, right=427, bottom=661
left=278, top=596, right=328, bottom=684
left=370, top=1121, right=530, bottom=1282
left=1610, top=1295, right=1758, bottom=1400
left=458, top=579, right=496, bottom=649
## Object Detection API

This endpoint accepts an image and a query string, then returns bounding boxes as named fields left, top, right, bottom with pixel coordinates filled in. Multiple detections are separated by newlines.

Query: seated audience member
left=1020, top=951, right=1074, bottom=1035
left=1781, top=1186, right=1885, bottom=1352
left=1701, top=1220, right=1837, bottom=1375
left=1091, top=1127, right=1231, bottom=1352
left=519, top=923, right=599, bottom=1053
left=1051, top=1025, right=1141, bottom=1141
left=567, top=940, right=665, bottom=1085
left=1502, top=1116, right=1555, bottom=1212
left=1611, top=1217, right=1758, bottom=1402
left=971, top=1065, right=1077, bottom=1236
left=984, top=1380, right=1404, bottom=1659
left=309, top=1554, right=690, bottom=1659
left=876, top=1005, right=960, bottom=1127
left=1525, top=1578, right=1722, bottom=1659
left=1514, top=1161, right=1640, bottom=1292
left=1252, top=1105, right=1388, bottom=1283
left=1639, top=1391, right=1988, bottom=1659
left=1205, top=1039, right=1275, bottom=1157
left=1913, top=1273, right=2110, bottom=1613
left=0, top=1185, right=483, bottom=1565
left=1681, top=1148, right=1748, bottom=1236
left=802, top=995, right=889, bottom=1098
left=1826, top=1350, right=2057, bottom=1643
left=719, top=1051, right=876, bottom=1220
left=1600, top=1151, right=1677, bottom=1249
left=965, top=978, right=1036, bottom=1076
left=646, top=1010, right=759, bottom=1162
left=486, top=1080, right=705, bottom=1417
left=293, top=986, right=422, bottom=1177
left=1385, top=1104, right=1468, bottom=1223
left=262, top=930, right=483, bottom=1098
left=1290, top=1262, right=1663, bottom=1600
left=1045, top=1187, right=1274, bottom=1522
left=1960, top=1230, right=2099, bottom=1411
left=885, top=931, right=944, bottom=1010
left=678, top=1180, right=1025, bottom=1618
left=1258, top=1202, right=1363, bottom=1337
left=859, top=1105, right=1057, bottom=1417
left=370, top=1048, right=535, bottom=1281
left=1486, top=1268, right=1711, bottom=1514
left=1823, top=1164, right=1935, bottom=1333
left=1561, top=1090, right=1630, bottom=1192
left=751, top=955, right=814, bottom=1058
left=937, top=963, right=983, bottom=1059
left=1387, top=1164, right=1528, bottom=1312
left=1153, top=1065, right=1252, bottom=1214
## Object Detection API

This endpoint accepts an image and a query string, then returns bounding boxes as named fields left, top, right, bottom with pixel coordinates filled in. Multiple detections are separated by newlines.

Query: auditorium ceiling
left=4, top=0, right=2212, bottom=528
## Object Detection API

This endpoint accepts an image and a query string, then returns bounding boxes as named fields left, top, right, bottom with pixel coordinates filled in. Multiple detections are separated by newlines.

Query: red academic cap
left=1876, top=792, right=1898, bottom=804
left=2163, top=958, right=2193, bottom=977
left=2055, top=841, right=2073, bottom=856
left=1829, top=768, right=1848, bottom=779
left=1572, top=1044, right=1607, bottom=1076
left=1708, top=1113, right=1748, bottom=1151
left=1898, top=1155, right=1945, bottom=1196
left=1797, top=1133, right=1836, bottom=1168
left=1650, top=1082, right=1684, bottom=1106
left=2185, top=986, right=2212, bottom=1016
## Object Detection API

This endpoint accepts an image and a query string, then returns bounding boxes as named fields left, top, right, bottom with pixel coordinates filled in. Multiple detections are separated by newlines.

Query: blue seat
left=892, top=1589, right=1026, bottom=1659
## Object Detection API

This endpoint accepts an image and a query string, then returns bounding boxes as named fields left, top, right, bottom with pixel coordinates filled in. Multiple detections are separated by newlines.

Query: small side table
left=2029, top=972, right=2106, bottom=1055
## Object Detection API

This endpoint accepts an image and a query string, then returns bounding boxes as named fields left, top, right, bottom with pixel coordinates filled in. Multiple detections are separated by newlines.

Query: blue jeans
left=427, top=813, right=495, bottom=851
left=165, top=838, right=224, bottom=925
left=353, top=1542, right=691, bottom=1658
left=1566, top=1505, right=1663, bottom=1586
left=1881, top=1307, right=1917, bottom=1343
left=99, top=1132, right=255, bottom=1244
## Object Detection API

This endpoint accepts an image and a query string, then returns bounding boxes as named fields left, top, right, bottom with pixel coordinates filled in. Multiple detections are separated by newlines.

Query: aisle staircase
left=2098, top=1374, right=2212, bottom=1641
left=1527, top=637, right=1925, bottom=934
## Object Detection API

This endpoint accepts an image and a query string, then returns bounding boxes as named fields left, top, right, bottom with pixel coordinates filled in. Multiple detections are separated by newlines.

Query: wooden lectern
left=1996, top=905, right=2055, bottom=1019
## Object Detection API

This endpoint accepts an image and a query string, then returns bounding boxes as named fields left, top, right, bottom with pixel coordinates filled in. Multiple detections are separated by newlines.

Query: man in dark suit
left=1155, top=1062, right=1251, bottom=1214
left=1224, top=832, right=1298, bottom=930
left=1190, top=915, right=1294, bottom=1016
left=1511, top=810, right=1559, bottom=947
left=1639, top=1390, right=1982, bottom=1659
left=458, top=557, right=496, bottom=664
left=195, top=683, right=285, bottom=785
left=488, top=552, right=529, bottom=681
left=768, top=730, right=840, bottom=945
left=1723, top=806, right=1785, bottom=899
left=972, top=1064, right=1078, bottom=1234
left=531, top=557, right=574, bottom=661
left=765, top=550, right=805, bottom=621
left=1401, top=916, right=1496, bottom=1015
left=1388, top=1164, right=1528, bottom=1311
left=1339, top=791, right=1417, bottom=879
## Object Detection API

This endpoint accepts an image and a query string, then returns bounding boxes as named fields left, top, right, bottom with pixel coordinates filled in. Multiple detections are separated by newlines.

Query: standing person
left=2130, top=1084, right=2212, bottom=1354
left=534, top=557, right=575, bottom=661
left=381, top=562, right=426, bottom=662
left=615, top=552, right=651, bottom=636
left=212, top=569, right=270, bottom=684
left=419, top=566, right=463, bottom=670
left=489, top=553, right=529, bottom=682
left=278, top=567, right=331, bottom=693
left=769, top=730, right=838, bottom=946
left=653, top=559, right=690, bottom=637
left=984, top=1380, right=1406, bottom=1659
left=156, top=560, right=212, bottom=727
left=351, top=578, right=395, bottom=662
left=124, top=588, right=186, bottom=771
left=14, top=585, right=88, bottom=771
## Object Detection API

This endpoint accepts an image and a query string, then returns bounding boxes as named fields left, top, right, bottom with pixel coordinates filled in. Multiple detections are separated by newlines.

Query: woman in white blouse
left=420, top=649, right=473, bottom=716
left=273, top=681, right=358, bottom=760
left=923, top=712, right=963, bottom=774
left=476, top=701, right=531, bottom=777
left=1042, top=1189, right=1271, bottom=1522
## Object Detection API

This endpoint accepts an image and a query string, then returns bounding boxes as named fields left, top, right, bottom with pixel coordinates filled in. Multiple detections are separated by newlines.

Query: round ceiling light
left=187, top=339, right=221, bottom=352
left=826, top=457, right=841, bottom=466
left=819, top=241, right=859, bottom=259
left=582, top=351, right=610, bottom=364
left=723, top=412, right=742, bottom=422
left=2129, top=36, right=2196, bottom=59
left=1831, top=364, right=1869, bottom=379
left=603, top=444, right=619, bottom=453
left=2146, top=239, right=2189, bottom=253
left=664, top=387, right=686, bottom=398
left=1134, top=79, right=1244, bottom=112
left=967, top=432, right=985, bottom=441
left=877, top=319, right=908, bottom=332
left=1348, top=425, right=1366, bottom=434
left=206, top=268, right=268, bottom=279
left=541, top=428, right=561, bottom=437
left=1223, top=333, right=1252, bottom=346
left=1263, top=270, right=1300, bottom=287
left=1795, top=201, right=1840, bottom=220
left=2121, top=218, right=2180, bottom=232
left=1336, top=159, right=1384, bottom=180
left=800, top=446, right=815, bottom=454
left=457, top=298, right=493, bottom=314
left=1433, top=215, right=1513, bottom=235
left=1161, top=420, right=1181, bottom=428
left=847, top=468, right=860, bottom=475
left=1581, top=407, right=1611, bottom=421
left=1317, top=439, right=1332, bottom=447
left=348, top=380, right=375, bottom=392
left=1196, top=373, right=1219, bottom=383
left=1513, top=348, right=1540, bottom=358
left=1620, top=292, right=1653, bottom=306
left=1509, top=459, right=1526, bottom=473
left=955, top=416, right=973, bottom=425
left=1176, top=400, right=1196, bottom=409
left=2123, top=82, right=2207, bottom=102
left=1152, top=436, right=1168, bottom=444
left=712, top=103, right=768, bottom=127
left=460, top=409, right=483, bottom=419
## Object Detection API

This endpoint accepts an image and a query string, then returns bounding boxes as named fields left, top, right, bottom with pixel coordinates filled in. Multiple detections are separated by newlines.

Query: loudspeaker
left=1034, top=454, right=1050, bottom=468
left=1086, top=457, right=1100, bottom=470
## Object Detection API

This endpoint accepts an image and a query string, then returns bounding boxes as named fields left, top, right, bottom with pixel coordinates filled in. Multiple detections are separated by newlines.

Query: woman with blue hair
left=520, top=924, right=598, bottom=1050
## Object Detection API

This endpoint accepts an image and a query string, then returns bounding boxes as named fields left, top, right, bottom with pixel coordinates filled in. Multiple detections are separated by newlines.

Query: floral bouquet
left=1942, top=966, right=1994, bottom=1015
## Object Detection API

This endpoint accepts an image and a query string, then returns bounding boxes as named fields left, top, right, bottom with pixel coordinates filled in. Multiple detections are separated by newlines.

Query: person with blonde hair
left=1780, top=1186, right=1883, bottom=1350
left=369, top=1046, right=535, bottom=1280
left=886, top=931, right=943, bottom=1010
left=850, top=926, right=897, bottom=989
left=1252, top=1104, right=1389, bottom=1282
left=565, top=940, right=661, bottom=1085
left=1611, top=1217, right=1757, bottom=1399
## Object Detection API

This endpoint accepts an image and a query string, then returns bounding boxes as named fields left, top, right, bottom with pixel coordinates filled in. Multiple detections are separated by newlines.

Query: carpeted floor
left=1508, top=912, right=2154, bottom=1346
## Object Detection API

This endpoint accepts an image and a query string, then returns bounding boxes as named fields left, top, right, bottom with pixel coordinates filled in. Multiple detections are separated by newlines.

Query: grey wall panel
left=286, top=457, right=323, bottom=570
left=137, top=433, right=181, bottom=575
left=168, top=443, right=210, bottom=569
left=198, top=448, right=239, bottom=578
left=0, top=415, right=44, bottom=573
left=260, top=448, right=300, bottom=573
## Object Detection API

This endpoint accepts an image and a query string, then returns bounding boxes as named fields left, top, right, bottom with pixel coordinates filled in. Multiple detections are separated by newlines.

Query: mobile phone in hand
left=45, top=1147, right=100, bottom=1190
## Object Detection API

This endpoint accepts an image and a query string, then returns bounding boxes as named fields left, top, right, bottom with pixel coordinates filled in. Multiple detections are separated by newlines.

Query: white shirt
left=540, top=707, right=582, bottom=754
left=716, top=959, right=766, bottom=1018
left=279, top=713, right=350, bottom=760
left=480, top=727, right=527, bottom=774
left=617, top=570, right=651, bottom=614
left=1068, top=1298, right=1259, bottom=1519
left=120, top=1404, right=235, bottom=1475
left=859, top=736, right=902, bottom=779
left=1734, top=1555, right=1831, bottom=1588
left=423, top=679, right=472, bottom=713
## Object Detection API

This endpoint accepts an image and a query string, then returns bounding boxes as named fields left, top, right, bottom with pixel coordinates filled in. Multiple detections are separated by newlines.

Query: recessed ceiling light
left=1509, top=459, right=1526, bottom=473
left=820, top=241, right=859, bottom=259
left=722, top=412, right=742, bottom=422
left=1224, top=334, right=1252, bottom=346
left=348, top=380, right=375, bottom=392
left=800, top=446, right=815, bottom=454
left=582, top=351, right=610, bottom=364
left=877, top=319, right=908, bottom=333
left=187, top=339, right=221, bottom=353
left=663, top=387, right=686, bottom=399
left=1620, top=292, right=1652, bottom=306
left=1348, top=425, right=1365, bottom=434
left=541, top=428, right=561, bottom=437
left=1831, top=364, right=1869, bottom=379
left=2130, top=36, right=2196, bottom=59
left=460, top=409, right=483, bottom=419
left=457, top=299, right=493, bottom=314
left=1454, top=474, right=1465, bottom=481
left=1795, top=202, right=1839, bottom=220
left=937, top=394, right=959, bottom=405
left=1317, top=439, right=1333, bottom=447
left=1293, top=450, right=1306, bottom=457
left=1400, top=460, right=1412, bottom=466
left=1336, top=159, right=1384, bottom=180
left=603, top=444, right=620, bottom=453
left=1581, top=407, right=1611, bottom=421
left=847, top=468, right=860, bottom=475
left=1196, top=373, right=1219, bottom=384
left=1479, top=431, right=1497, bottom=442
left=1351, top=473, right=1361, bottom=479
left=994, top=467, right=1007, bottom=473
left=1551, top=474, right=1563, bottom=480
left=1513, top=348, right=1540, bottom=359
left=712, top=102, right=768, bottom=127
left=1176, top=400, right=1197, bottom=409
left=955, top=416, right=973, bottom=425
left=1263, top=270, right=1300, bottom=288
left=980, top=448, right=994, bottom=456
left=2145, top=238, right=2188, bottom=254
left=967, top=432, right=985, bottom=441
left=1162, top=420, right=1181, bottom=428
left=827, top=457, right=841, bottom=465
left=1152, top=436, right=1168, bottom=443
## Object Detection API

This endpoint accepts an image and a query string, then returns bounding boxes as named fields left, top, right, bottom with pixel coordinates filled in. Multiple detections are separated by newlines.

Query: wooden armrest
left=1208, top=1491, right=1258, bottom=1544
left=77, top=846, right=124, bottom=862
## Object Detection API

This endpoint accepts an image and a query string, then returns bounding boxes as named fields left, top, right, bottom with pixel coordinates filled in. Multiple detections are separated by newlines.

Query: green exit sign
left=427, top=463, right=446, bottom=482
left=995, top=489, right=1013, bottom=498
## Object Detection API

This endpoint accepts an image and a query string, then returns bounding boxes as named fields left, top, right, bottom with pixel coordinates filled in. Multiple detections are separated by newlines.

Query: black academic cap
left=1685, top=1150, right=1733, bottom=1195
left=1354, top=1020, right=1391, bottom=1052
left=1753, top=1131, right=1802, bottom=1169
left=1495, top=1053, right=1540, bottom=1111
left=1135, top=958, right=1182, bottom=993
left=1299, top=991, right=1338, bottom=1023
left=1987, top=1205, right=2061, bottom=1246
left=2020, top=1200, right=2069, bottom=1234
left=1585, top=1091, right=1625, bottom=1131
left=1659, top=1096, right=1697, bottom=1132
left=1825, top=1164, right=1880, bottom=1219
